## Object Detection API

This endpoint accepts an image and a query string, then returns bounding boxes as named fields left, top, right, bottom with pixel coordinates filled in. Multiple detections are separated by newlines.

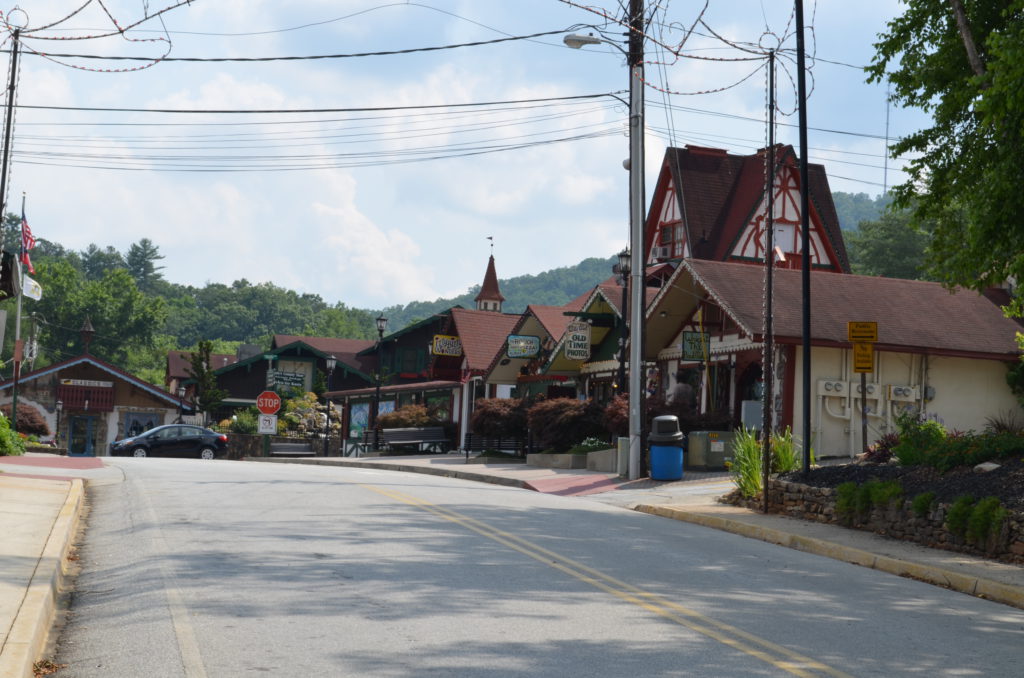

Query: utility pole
left=0, top=30, right=19, bottom=428
left=626, top=0, right=646, bottom=480
left=796, top=1, right=813, bottom=475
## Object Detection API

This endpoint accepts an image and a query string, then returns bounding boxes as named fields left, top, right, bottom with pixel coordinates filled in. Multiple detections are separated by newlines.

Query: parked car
left=109, top=424, right=228, bottom=459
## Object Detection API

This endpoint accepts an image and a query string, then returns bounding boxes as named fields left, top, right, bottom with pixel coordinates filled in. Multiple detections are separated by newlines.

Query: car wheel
left=132, top=447, right=147, bottom=458
left=199, top=447, right=216, bottom=460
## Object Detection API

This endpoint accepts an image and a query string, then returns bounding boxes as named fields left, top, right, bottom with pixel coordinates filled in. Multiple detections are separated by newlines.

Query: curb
left=635, top=504, right=1024, bottom=611
left=0, top=479, right=84, bottom=678
left=243, top=457, right=530, bottom=489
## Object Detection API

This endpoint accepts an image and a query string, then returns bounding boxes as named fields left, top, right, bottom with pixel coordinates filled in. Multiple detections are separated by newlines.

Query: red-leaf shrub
left=527, top=397, right=606, bottom=453
left=0, top=403, right=50, bottom=437
left=603, top=395, right=629, bottom=437
left=470, top=398, right=531, bottom=438
left=378, top=404, right=432, bottom=428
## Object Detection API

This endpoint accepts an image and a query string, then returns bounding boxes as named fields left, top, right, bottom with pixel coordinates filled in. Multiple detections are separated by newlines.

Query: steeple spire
left=475, top=251, right=504, bottom=312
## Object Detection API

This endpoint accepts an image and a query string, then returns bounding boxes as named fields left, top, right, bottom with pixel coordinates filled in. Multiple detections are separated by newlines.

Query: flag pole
left=10, top=193, right=23, bottom=430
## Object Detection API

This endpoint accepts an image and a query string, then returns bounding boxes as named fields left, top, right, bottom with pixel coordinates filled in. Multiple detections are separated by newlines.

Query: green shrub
left=966, top=496, right=1007, bottom=544
left=835, top=482, right=859, bottom=523
left=892, top=411, right=946, bottom=466
left=946, top=495, right=976, bottom=537
left=868, top=480, right=903, bottom=507
left=230, top=408, right=259, bottom=434
left=0, top=414, right=25, bottom=456
left=729, top=427, right=764, bottom=498
left=911, top=492, right=936, bottom=517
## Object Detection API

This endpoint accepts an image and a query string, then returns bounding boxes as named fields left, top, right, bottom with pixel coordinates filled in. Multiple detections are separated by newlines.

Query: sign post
left=256, top=390, right=282, bottom=456
left=848, top=322, right=878, bottom=456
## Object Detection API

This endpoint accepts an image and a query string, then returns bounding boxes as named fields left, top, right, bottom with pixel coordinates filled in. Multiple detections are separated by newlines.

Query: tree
left=187, top=340, right=228, bottom=424
left=125, top=238, right=165, bottom=293
left=869, top=1, right=1024, bottom=313
left=846, top=210, right=934, bottom=280
left=79, top=244, right=126, bottom=281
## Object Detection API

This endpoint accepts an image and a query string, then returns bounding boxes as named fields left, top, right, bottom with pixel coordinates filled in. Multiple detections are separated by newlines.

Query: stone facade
left=730, top=479, right=1024, bottom=564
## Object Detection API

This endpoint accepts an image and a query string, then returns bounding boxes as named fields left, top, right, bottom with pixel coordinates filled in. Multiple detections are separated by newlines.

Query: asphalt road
left=53, top=458, right=1024, bottom=677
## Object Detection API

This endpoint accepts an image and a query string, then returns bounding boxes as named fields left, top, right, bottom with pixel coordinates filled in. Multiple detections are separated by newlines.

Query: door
left=68, top=416, right=98, bottom=457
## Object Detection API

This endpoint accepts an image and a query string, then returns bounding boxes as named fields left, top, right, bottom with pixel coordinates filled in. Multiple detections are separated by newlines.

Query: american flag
left=20, top=209, right=35, bottom=274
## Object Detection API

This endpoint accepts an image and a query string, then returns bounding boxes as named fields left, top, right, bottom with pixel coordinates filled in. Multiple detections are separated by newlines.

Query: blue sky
left=4, top=1, right=928, bottom=310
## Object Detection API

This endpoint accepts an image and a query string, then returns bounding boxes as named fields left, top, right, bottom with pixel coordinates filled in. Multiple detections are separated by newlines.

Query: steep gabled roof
left=1, top=354, right=184, bottom=407
left=652, top=144, right=850, bottom=272
left=449, top=307, right=520, bottom=371
left=474, top=254, right=505, bottom=303
left=678, top=259, right=1020, bottom=358
left=167, top=351, right=237, bottom=380
left=272, top=335, right=375, bottom=372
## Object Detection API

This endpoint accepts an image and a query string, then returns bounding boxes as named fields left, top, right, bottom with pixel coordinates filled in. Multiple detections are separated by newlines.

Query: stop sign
left=256, top=390, right=282, bottom=415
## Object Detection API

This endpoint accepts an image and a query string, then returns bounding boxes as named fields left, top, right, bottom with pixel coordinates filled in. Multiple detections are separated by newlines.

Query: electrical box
left=817, top=379, right=848, bottom=397
left=887, top=385, right=920, bottom=402
left=688, top=431, right=735, bottom=471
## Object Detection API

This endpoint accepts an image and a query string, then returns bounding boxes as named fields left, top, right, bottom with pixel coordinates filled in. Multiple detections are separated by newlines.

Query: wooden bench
left=462, top=433, right=526, bottom=456
left=380, top=426, right=450, bottom=453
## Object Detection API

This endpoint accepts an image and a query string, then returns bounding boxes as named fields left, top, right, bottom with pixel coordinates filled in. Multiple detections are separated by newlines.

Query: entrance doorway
left=68, top=416, right=98, bottom=456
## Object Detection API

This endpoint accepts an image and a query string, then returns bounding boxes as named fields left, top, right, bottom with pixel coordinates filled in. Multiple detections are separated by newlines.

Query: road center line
left=363, top=484, right=852, bottom=678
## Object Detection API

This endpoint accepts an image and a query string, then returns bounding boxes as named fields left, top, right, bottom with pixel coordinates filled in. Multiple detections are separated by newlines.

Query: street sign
left=853, top=342, right=874, bottom=373
left=258, top=414, right=277, bottom=435
left=256, top=390, right=282, bottom=415
left=848, top=321, right=878, bottom=343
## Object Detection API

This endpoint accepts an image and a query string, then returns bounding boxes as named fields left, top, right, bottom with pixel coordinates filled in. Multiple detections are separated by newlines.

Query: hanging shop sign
left=60, top=378, right=113, bottom=388
left=431, top=334, right=463, bottom=357
left=268, top=370, right=305, bottom=389
left=506, top=334, right=541, bottom=359
left=681, top=332, right=709, bottom=361
left=564, top=321, right=591, bottom=361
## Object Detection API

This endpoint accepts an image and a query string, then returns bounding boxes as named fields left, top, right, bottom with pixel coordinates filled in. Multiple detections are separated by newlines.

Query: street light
left=54, top=399, right=62, bottom=448
left=372, top=315, right=387, bottom=450
left=614, top=248, right=630, bottom=394
left=323, top=354, right=336, bottom=457
left=565, top=23, right=646, bottom=479
left=176, top=385, right=186, bottom=423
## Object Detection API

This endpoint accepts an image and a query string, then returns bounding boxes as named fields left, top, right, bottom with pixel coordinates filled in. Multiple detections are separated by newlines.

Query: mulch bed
left=778, top=457, right=1024, bottom=512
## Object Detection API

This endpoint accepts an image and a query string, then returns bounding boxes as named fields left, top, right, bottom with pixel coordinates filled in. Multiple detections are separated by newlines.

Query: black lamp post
left=371, top=315, right=387, bottom=449
left=615, top=248, right=630, bottom=395
left=323, top=354, right=336, bottom=456
left=54, top=399, right=62, bottom=448
left=176, top=385, right=186, bottom=423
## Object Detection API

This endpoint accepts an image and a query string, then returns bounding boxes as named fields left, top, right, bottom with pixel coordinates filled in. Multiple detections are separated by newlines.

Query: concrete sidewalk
left=2, top=451, right=1023, bottom=677
left=0, top=473, right=83, bottom=678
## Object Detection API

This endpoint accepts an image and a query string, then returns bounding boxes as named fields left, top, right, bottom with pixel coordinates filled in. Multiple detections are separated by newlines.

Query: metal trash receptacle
left=649, top=415, right=684, bottom=481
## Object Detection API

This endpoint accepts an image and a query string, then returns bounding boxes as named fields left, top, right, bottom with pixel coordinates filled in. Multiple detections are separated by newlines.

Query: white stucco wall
left=792, top=347, right=1022, bottom=458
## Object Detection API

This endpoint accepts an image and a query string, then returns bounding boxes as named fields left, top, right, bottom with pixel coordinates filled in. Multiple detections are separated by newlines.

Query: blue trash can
left=649, top=415, right=684, bottom=481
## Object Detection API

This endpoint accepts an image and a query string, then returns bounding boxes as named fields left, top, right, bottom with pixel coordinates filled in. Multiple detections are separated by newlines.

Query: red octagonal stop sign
left=256, top=390, right=282, bottom=415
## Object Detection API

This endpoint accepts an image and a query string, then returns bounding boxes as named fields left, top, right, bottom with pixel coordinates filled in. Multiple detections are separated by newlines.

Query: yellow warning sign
left=853, top=342, right=874, bottom=373
left=848, top=321, right=878, bottom=343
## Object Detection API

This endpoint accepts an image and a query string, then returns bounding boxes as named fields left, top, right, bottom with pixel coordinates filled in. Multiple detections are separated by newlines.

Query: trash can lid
left=651, top=415, right=681, bottom=436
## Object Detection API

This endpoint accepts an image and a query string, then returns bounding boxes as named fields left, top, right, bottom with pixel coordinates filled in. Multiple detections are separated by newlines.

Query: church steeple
left=475, top=254, right=504, bottom=312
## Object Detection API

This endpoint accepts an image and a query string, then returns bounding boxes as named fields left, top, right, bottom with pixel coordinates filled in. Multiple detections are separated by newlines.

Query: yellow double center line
left=364, top=484, right=852, bottom=678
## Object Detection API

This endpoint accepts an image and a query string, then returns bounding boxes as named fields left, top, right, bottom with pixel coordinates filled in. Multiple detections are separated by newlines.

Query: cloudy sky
left=3, top=1, right=928, bottom=310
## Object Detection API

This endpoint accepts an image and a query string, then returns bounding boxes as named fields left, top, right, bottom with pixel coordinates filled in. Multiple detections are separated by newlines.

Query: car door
left=147, top=426, right=180, bottom=457
left=175, top=426, right=204, bottom=457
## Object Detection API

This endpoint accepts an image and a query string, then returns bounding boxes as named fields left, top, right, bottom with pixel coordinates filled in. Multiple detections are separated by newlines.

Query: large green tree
left=125, top=238, right=165, bottom=293
left=869, top=1, right=1024, bottom=313
left=847, top=210, right=934, bottom=280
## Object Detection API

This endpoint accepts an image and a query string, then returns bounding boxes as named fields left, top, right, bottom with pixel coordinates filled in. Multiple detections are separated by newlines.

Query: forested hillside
left=0, top=190, right=916, bottom=387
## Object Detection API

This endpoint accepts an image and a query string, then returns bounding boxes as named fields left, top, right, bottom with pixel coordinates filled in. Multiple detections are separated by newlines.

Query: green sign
left=682, top=332, right=709, bottom=361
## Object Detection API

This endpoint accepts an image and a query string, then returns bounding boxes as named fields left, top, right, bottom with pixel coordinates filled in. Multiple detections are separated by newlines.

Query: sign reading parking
left=256, top=390, right=282, bottom=415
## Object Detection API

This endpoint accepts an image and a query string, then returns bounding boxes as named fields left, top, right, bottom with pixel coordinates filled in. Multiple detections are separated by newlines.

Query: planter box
left=527, top=453, right=588, bottom=469
left=586, top=448, right=617, bottom=472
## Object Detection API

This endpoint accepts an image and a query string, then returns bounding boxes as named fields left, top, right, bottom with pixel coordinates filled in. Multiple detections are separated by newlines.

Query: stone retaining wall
left=733, top=479, right=1024, bottom=564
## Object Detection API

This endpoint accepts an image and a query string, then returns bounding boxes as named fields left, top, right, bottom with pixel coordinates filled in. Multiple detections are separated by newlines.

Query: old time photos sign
left=565, top=321, right=591, bottom=361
